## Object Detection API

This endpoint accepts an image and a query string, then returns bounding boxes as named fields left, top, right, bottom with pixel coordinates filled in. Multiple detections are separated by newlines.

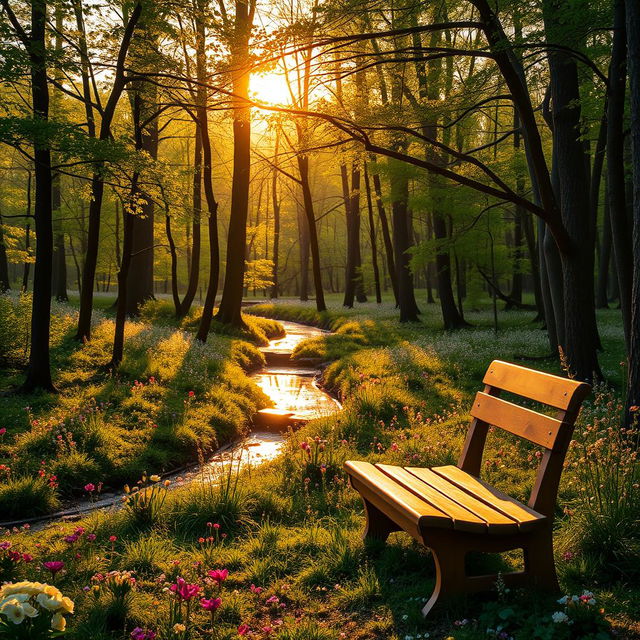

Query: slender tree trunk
left=18, top=0, right=55, bottom=391
left=179, top=127, right=202, bottom=317
left=75, top=2, right=141, bottom=340
left=195, top=5, right=220, bottom=343
left=625, top=0, right=640, bottom=422
left=216, top=0, right=253, bottom=328
left=270, top=130, right=280, bottom=299
left=164, top=204, right=181, bottom=314
left=369, top=156, right=398, bottom=304
left=364, top=163, right=382, bottom=303
left=607, top=0, right=632, bottom=350
left=22, top=223, right=31, bottom=292
left=297, top=201, right=310, bottom=301
left=596, top=184, right=612, bottom=309
left=0, top=212, right=10, bottom=291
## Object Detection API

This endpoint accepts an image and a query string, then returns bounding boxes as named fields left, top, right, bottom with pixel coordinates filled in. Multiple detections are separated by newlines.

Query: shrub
left=50, top=451, right=101, bottom=494
left=0, top=476, right=60, bottom=520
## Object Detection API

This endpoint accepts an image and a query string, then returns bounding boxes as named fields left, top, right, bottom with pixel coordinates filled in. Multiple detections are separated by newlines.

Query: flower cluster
left=0, top=581, right=73, bottom=632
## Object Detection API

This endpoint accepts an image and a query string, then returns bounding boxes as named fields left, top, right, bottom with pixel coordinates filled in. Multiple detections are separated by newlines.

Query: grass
left=0, top=294, right=282, bottom=517
left=1, top=296, right=638, bottom=639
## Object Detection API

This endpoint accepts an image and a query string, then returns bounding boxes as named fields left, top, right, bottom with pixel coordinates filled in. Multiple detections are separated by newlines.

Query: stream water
left=9, top=319, right=339, bottom=528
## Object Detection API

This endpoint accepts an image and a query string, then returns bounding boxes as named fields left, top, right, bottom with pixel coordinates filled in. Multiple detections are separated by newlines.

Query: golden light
left=250, top=71, right=292, bottom=106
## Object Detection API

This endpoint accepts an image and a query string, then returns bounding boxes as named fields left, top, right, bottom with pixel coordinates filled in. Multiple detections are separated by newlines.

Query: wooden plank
left=483, top=360, right=589, bottom=410
left=471, top=391, right=563, bottom=449
left=431, top=465, right=545, bottom=532
left=404, top=467, right=519, bottom=534
left=375, top=464, right=487, bottom=534
left=344, top=461, right=451, bottom=530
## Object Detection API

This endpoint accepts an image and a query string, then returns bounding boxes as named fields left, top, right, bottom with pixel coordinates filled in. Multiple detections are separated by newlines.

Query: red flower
left=200, top=597, right=222, bottom=611
left=84, top=483, right=96, bottom=492
left=109, top=535, right=117, bottom=542
left=170, top=577, right=200, bottom=601
left=188, top=391, right=195, bottom=398
left=207, top=568, right=229, bottom=585
left=238, top=624, right=251, bottom=636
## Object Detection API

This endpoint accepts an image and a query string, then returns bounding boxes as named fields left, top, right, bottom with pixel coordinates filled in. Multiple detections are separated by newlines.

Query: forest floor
left=0, top=294, right=638, bottom=640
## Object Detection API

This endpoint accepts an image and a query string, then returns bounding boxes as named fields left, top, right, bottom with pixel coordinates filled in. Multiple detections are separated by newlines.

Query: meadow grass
left=0, top=297, right=637, bottom=639
left=0, top=294, right=282, bottom=516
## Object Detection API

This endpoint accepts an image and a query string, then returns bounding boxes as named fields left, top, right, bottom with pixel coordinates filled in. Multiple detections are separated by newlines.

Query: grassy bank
left=1, top=300, right=638, bottom=639
left=0, top=295, right=283, bottom=518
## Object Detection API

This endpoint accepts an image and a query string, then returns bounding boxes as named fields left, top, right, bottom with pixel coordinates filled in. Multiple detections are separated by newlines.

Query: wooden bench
left=345, top=360, right=590, bottom=617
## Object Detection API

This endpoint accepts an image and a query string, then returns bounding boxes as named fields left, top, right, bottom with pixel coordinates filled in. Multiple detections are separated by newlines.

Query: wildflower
left=250, top=584, right=263, bottom=594
left=0, top=428, right=6, bottom=436
left=22, top=553, right=33, bottom=563
left=238, top=624, right=251, bottom=636
left=43, top=561, right=65, bottom=576
left=131, top=628, right=157, bottom=640
left=86, top=533, right=96, bottom=542
left=300, top=441, right=310, bottom=453
left=170, top=577, right=200, bottom=600
left=150, top=475, right=160, bottom=482
left=64, top=534, right=79, bottom=544
left=200, top=597, right=222, bottom=611
left=207, top=569, right=228, bottom=585
left=173, top=623, right=186, bottom=633
left=84, top=483, right=96, bottom=493
left=109, top=535, right=117, bottom=543
left=164, top=479, right=171, bottom=487
left=188, top=391, right=195, bottom=398
left=552, top=611, right=570, bottom=623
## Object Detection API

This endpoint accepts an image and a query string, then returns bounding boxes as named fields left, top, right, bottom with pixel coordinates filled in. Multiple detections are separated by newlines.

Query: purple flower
left=131, top=628, right=157, bottom=640
left=200, top=597, right=222, bottom=611
left=43, top=561, right=65, bottom=575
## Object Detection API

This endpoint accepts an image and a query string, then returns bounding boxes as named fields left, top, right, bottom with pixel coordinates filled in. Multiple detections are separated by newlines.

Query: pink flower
left=109, top=535, right=117, bottom=543
left=170, top=577, right=200, bottom=600
left=131, top=628, right=157, bottom=640
left=262, top=626, right=273, bottom=635
left=390, top=442, right=399, bottom=451
left=0, top=428, right=6, bottom=435
left=86, top=533, right=96, bottom=542
left=213, top=523, right=220, bottom=530
left=22, top=553, right=33, bottom=563
left=265, top=595, right=279, bottom=605
left=43, top=561, right=65, bottom=575
left=188, top=391, right=195, bottom=398
left=300, top=441, right=310, bottom=452
left=250, top=584, right=263, bottom=594
left=84, top=483, right=96, bottom=492
left=238, top=624, right=251, bottom=636
left=200, top=597, right=222, bottom=611
left=207, top=568, right=229, bottom=585
left=64, top=534, right=79, bottom=544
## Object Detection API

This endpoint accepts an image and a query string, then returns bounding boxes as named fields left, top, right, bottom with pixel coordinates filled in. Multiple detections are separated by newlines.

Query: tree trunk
left=625, top=0, right=640, bottom=422
left=216, top=0, right=253, bottom=328
left=607, top=0, right=632, bottom=350
left=75, top=2, right=141, bottom=340
left=0, top=212, right=10, bottom=291
left=22, top=223, right=31, bottom=292
left=270, top=130, right=280, bottom=299
left=20, top=0, right=55, bottom=392
left=179, top=127, right=202, bottom=317
left=369, top=156, right=398, bottom=304
left=596, top=184, right=612, bottom=309
left=364, top=163, right=382, bottom=303
left=544, top=0, right=601, bottom=380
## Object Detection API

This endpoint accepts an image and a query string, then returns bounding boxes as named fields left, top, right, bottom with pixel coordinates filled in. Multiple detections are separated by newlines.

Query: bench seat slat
left=344, top=461, right=452, bottom=535
left=431, top=465, right=545, bottom=532
left=375, top=464, right=488, bottom=534
left=471, top=391, right=564, bottom=449
left=403, top=467, right=519, bottom=534
left=483, top=360, right=587, bottom=410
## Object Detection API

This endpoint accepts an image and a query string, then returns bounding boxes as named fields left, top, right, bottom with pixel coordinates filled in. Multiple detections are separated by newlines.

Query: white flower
left=557, top=595, right=568, bottom=605
left=552, top=611, right=570, bottom=624
left=1, top=599, right=25, bottom=625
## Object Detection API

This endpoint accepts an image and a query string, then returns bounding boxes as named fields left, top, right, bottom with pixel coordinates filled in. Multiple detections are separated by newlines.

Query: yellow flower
left=36, top=591, right=64, bottom=611
left=150, top=475, right=161, bottom=482
left=60, top=596, right=75, bottom=614
left=1, top=599, right=26, bottom=625
left=163, top=480, right=171, bottom=487
left=173, top=623, right=186, bottom=632
left=51, top=612, right=66, bottom=631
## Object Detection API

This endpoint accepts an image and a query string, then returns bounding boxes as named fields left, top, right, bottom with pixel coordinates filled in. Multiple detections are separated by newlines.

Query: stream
left=6, top=319, right=340, bottom=529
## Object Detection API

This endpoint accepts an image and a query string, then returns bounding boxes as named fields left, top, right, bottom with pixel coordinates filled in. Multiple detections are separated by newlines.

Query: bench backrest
left=458, top=360, right=591, bottom=518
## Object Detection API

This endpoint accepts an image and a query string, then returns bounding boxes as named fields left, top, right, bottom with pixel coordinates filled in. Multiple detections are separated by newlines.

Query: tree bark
left=625, top=0, right=640, bottom=422
left=364, top=163, right=382, bottom=303
left=75, top=2, right=141, bottom=340
left=607, top=0, right=632, bottom=350
left=0, top=212, right=10, bottom=291
left=216, top=0, right=254, bottom=327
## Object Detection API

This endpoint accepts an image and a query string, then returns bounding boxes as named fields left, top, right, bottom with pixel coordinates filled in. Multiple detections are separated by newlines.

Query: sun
left=250, top=71, right=292, bottom=106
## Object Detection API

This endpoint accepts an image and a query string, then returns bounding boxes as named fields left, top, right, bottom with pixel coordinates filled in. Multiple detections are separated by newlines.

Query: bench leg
left=523, top=530, right=559, bottom=592
left=422, top=542, right=467, bottom=617
left=361, top=498, right=400, bottom=542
